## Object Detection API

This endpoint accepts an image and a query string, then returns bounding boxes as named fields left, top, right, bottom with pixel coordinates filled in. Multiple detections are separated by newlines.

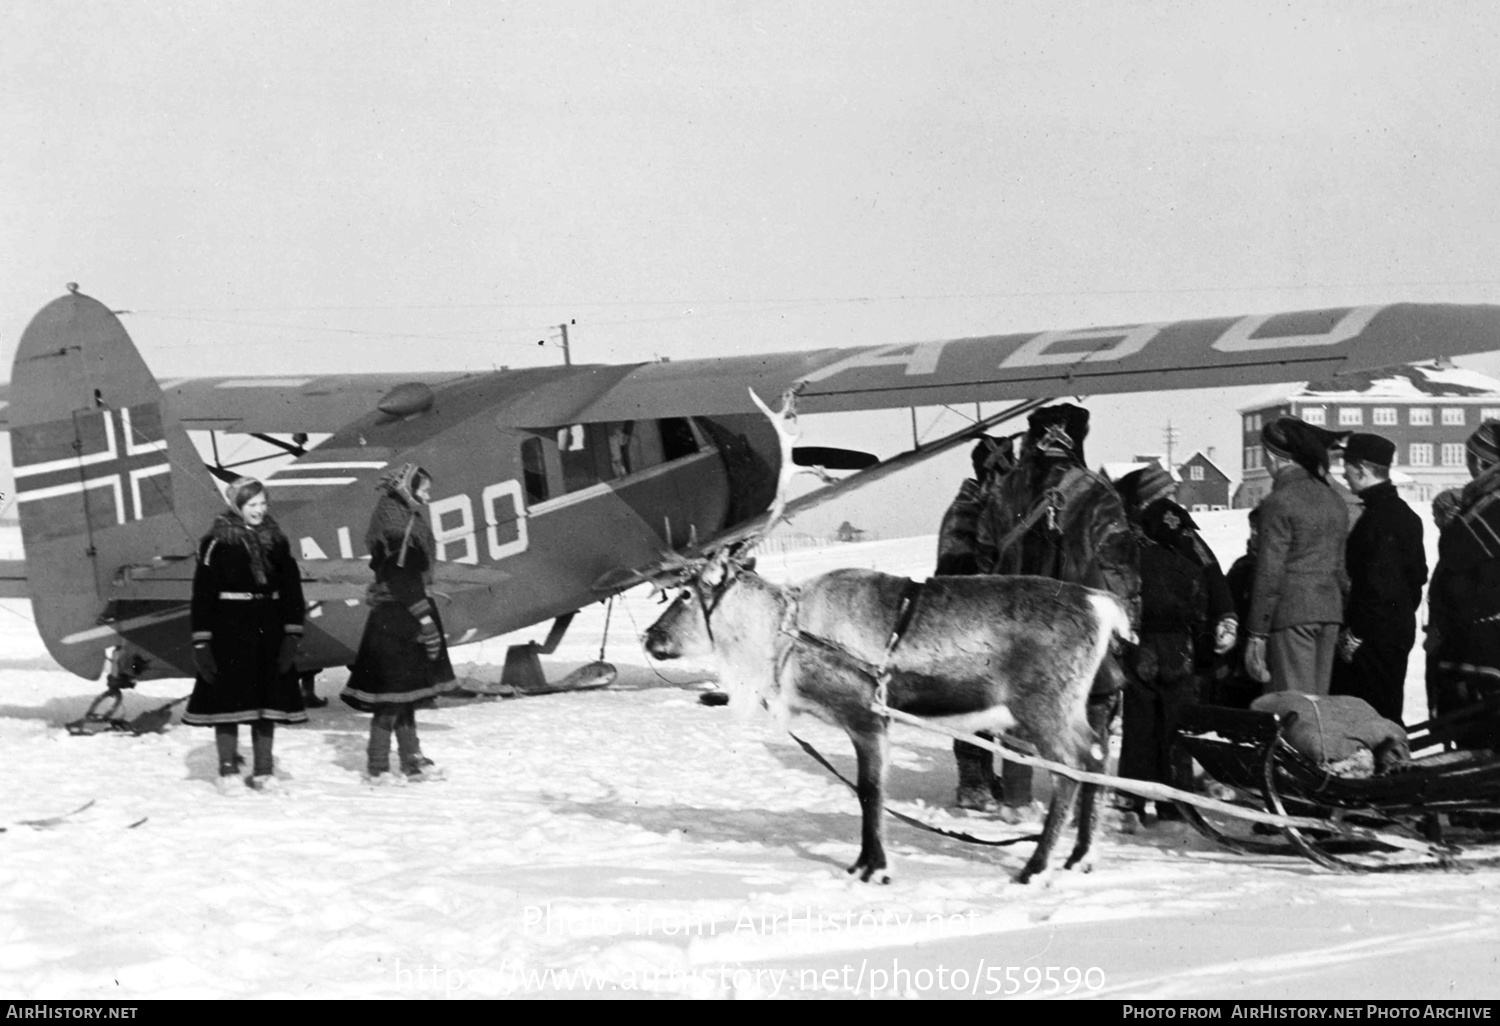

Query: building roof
left=1182, top=450, right=1231, bottom=480
left=1238, top=362, right=1500, bottom=412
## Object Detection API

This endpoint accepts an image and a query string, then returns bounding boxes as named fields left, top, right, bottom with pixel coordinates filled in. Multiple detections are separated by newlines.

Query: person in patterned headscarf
left=1425, top=420, right=1500, bottom=748
left=1245, top=417, right=1350, bottom=696
left=341, top=463, right=457, bottom=782
left=182, top=477, right=306, bottom=794
left=1113, top=464, right=1235, bottom=825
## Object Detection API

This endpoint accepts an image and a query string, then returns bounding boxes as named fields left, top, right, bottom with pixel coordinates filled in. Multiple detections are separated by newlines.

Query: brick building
left=1236, top=362, right=1500, bottom=508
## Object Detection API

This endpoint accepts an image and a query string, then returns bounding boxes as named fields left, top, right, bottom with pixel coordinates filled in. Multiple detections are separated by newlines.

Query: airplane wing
left=3, top=303, right=1497, bottom=433
left=546, top=303, right=1500, bottom=421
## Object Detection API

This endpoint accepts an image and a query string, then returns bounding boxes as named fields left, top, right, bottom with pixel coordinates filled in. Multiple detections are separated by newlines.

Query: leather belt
left=219, top=591, right=280, bottom=601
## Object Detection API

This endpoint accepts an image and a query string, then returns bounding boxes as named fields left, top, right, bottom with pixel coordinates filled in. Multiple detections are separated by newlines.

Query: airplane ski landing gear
left=65, top=645, right=186, bottom=736
left=483, top=612, right=618, bottom=696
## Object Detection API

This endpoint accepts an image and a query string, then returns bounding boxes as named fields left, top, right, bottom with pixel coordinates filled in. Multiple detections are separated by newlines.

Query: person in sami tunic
left=181, top=477, right=306, bottom=794
left=1426, top=420, right=1500, bottom=750
left=341, top=464, right=457, bottom=782
left=935, top=434, right=1016, bottom=811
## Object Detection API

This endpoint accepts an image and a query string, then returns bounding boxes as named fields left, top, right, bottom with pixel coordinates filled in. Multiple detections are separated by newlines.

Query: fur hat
left=1026, top=403, right=1090, bottom=463
left=224, top=476, right=265, bottom=512
left=1344, top=432, right=1395, bottom=469
left=969, top=434, right=1014, bottom=479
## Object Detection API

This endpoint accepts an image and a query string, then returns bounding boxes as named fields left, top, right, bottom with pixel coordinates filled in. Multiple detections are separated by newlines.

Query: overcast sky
left=4, top=1, right=1500, bottom=536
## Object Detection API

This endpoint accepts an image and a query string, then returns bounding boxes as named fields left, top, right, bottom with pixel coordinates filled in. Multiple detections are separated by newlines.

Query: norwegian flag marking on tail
left=12, top=404, right=174, bottom=541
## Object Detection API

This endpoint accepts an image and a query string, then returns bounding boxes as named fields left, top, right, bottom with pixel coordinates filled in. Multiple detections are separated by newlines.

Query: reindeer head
left=641, top=545, right=757, bottom=660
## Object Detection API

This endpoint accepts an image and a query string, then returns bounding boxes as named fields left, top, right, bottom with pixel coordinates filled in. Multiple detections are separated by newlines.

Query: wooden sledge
left=1175, top=701, right=1500, bottom=872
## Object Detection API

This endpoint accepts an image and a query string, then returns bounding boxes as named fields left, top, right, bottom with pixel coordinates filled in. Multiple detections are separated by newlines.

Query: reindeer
left=643, top=546, right=1133, bottom=884
left=640, top=390, right=1133, bottom=883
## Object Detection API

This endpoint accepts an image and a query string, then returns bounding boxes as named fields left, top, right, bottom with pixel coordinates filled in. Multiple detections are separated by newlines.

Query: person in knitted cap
left=1329, top=433, right=1426, bottom=724
left=1245, top=417, right=1350, bottom=696
left=933, top=433, right=1016, bottom=810
left=181, top=476, right=307, bottom=794
left=1426, top=419, right=1500, bottom=748
left=967, top=403, right=1139, bottom=822
left=1113, top=464, right=1236, bottom=825
left=341, top=463, right=457, bottom=782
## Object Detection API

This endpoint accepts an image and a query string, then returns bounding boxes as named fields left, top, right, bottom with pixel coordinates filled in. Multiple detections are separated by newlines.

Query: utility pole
left=1163, top=420, right=1179, bottom=471
left=558, top=321, right=571, bottom=366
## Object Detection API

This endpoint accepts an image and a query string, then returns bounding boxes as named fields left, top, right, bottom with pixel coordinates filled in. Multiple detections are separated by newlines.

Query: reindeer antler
left=749, top=384, right=803, bottom=530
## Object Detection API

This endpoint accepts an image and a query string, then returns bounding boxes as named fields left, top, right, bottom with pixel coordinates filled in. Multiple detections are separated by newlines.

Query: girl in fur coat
left=182, top=477, right=306, bottom=793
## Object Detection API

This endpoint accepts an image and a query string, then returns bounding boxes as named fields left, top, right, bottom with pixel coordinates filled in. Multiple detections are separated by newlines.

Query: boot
left=401, top=754, right=445, bottom=782
left=953, top=739, right=1000, bottom=812
left=300, top=672, right=328, bottom=709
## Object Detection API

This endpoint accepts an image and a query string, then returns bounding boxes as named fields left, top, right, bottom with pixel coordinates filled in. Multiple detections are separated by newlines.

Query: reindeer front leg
left=847, top=725, right=892, bottom=884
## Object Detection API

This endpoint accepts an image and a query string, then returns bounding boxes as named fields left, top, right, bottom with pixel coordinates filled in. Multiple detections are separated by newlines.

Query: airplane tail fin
left=10, top=290, right=223, bottom=679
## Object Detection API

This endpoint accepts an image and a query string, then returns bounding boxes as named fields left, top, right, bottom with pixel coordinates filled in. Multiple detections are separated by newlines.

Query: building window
left=1410, top=408, right=1433, bottom=426
left=1442, top=443, right=1466, bottom=466
left=1302, top=407, right=1327, bottom=426
left=1482, top=408, right=1500, bottom=423
left=1410, top=443, right=1434, bottom=467
left=1338, top=407, right=1363, bottom=426
left=1190, top=465, right=1205, bottom=481
left=1442, top=407, right=1466, bottom=426
left=1244, top=446, right=1262, bottom=470
left=1373, top=407, right=1397, bottom=426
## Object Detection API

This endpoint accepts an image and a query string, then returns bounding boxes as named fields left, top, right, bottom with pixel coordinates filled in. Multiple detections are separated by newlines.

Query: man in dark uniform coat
left=1330, top=433, right=1427, bottom=725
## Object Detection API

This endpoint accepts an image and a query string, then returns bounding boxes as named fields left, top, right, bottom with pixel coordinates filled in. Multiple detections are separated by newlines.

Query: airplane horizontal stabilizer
left=0, top=560, right=28, bottom=599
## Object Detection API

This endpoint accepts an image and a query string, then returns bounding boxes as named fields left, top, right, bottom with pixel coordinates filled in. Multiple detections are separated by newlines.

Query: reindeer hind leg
left=1019, top=775, right=1079, bottom=884
left=1066, top=690, right=1120, bottom=872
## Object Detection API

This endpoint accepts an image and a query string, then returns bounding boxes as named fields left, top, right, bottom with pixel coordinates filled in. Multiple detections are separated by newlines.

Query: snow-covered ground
left=0, top=523, right=1497, bottom=1000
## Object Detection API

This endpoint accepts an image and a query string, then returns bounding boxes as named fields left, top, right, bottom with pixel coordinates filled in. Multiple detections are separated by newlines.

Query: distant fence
left=752, top=531, right=881, bottom=555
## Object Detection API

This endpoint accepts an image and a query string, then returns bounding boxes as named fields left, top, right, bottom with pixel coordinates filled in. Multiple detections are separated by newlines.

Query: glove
left=194, top=645, right=218, bottom=684
left=1214, top=616, right=1238, bottom=655
left=1245, top=636, right=1270, bottom=685
left=1424, top=625, right=1444, bottom=655
left=416, top=616, right=442, bottom=662
left=278, top=635, right=300, bottom=674
left=1337, top=629, right=1362, bottom=664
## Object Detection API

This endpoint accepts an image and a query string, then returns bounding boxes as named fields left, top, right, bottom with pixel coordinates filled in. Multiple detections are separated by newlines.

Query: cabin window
left=660, top=417, right=700, bottom=461
left=534, top=418, right=696, bottom=496
left=520, top=436, right=549, bottom=505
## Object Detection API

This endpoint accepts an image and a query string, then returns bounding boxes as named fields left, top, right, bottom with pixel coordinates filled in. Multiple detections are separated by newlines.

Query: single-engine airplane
left=1, top=288, right=1497, bottom=696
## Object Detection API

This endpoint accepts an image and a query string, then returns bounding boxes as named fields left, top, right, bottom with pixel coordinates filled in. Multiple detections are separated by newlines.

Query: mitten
left=278, top=634, right=300, bottom=674
left=194, top=645, right=219, bottom=684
